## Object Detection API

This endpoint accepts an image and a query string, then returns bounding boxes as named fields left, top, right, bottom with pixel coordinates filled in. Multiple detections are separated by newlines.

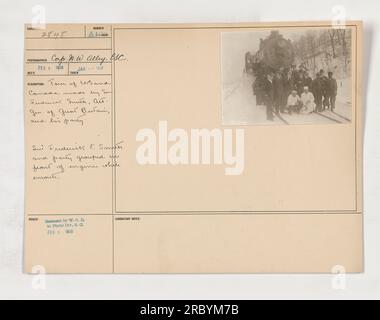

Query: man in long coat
left=327, top=71, right=338, bottom=111
left=263, top=73, right=275, bottom=121
left=273, top=72, right=285, bottom=114
left=312, top=72, right=323, bottom=112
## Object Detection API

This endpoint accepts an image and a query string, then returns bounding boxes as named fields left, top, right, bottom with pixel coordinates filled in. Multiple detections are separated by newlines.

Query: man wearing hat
left=312, top=72, right=323, bottom=112
left=327, top=71, right=338, bottom=111
left=263, top=72, right=275, bottom=121
left=319, top=69, right=329, bottom=110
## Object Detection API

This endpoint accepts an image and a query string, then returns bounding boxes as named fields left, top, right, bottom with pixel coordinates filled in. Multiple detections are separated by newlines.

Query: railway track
left=274, top=112, right=289, bottom=125
left=314, top=111, right=343, bottom=123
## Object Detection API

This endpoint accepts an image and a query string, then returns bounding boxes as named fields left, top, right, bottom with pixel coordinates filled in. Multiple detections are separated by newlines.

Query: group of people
left=253, top=66, right=338, bottom=121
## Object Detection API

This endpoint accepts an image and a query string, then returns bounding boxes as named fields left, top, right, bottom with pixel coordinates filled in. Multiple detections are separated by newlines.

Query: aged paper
left=24, top=22, right=363, bottom=273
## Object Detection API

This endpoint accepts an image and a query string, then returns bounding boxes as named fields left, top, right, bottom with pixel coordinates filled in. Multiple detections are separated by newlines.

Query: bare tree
left=292, top=28, right=352, bottom=78
left=337, top=29, right=349, bottom=72
left=328, top=29, right=337, bottom=58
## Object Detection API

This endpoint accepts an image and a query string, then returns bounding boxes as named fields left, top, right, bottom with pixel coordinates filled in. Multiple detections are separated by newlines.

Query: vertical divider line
left=111, top=26, right=115, bottom=273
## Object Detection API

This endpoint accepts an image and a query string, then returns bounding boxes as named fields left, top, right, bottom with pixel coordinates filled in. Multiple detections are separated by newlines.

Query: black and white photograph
left=222, top=27, right=353, bottom=125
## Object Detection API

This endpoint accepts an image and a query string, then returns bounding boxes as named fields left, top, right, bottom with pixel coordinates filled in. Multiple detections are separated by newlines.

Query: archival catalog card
left=24, top=21, right=363, bottom=273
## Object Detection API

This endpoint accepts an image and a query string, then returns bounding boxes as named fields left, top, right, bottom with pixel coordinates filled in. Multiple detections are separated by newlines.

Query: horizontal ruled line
left=25, top=74, right=112, bottom=76
left=25, top=48, right=112, bottom=51
left=26, top=37, right=111, bottom=40
left=27, top=211, right=361, bottom=217
left=25, top=61, right=112, bottom=64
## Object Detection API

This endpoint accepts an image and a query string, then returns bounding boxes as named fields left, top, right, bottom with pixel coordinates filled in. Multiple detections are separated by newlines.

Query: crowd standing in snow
left=252, top=66, right=338, bottom=121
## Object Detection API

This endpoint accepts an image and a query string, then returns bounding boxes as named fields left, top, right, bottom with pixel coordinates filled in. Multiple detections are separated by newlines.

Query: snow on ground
left=222, top=75, right=352, bottom=126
